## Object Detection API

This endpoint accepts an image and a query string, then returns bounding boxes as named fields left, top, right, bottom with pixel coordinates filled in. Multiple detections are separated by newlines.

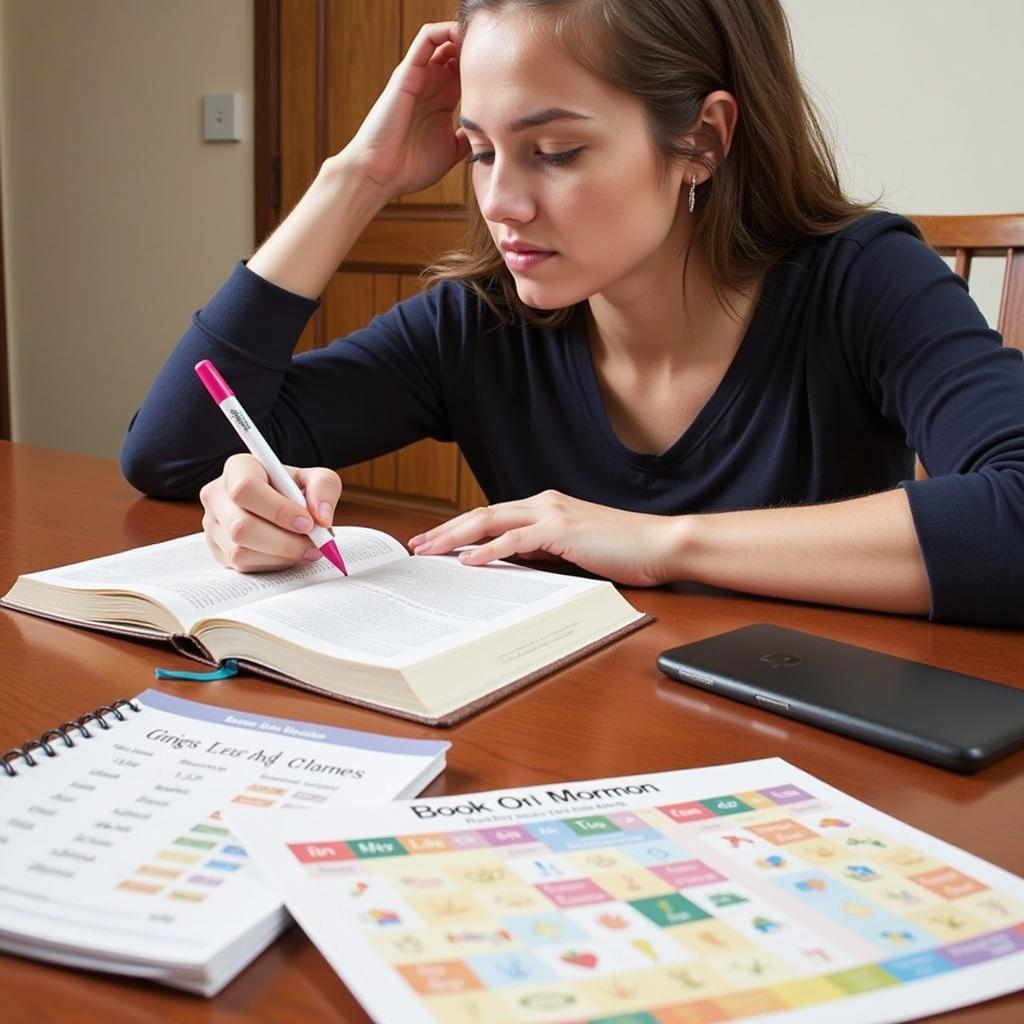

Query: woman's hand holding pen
left=200, top=454, right=341, bottom=573
left=408, top=490, right=688, bottom=587
left=344, top=21, right=469, bottom=203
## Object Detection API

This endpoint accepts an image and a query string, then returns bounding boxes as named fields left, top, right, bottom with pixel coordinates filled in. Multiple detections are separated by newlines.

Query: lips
left=500, top=240, right=556, bottom=271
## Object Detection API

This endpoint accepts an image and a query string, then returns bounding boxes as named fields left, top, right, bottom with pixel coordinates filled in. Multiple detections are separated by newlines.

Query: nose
left=476, top=157, right=536, bottom=225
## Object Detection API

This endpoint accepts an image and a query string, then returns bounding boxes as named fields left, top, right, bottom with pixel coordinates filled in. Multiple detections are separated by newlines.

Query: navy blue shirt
left=121, top=213, right=1024, bottom=626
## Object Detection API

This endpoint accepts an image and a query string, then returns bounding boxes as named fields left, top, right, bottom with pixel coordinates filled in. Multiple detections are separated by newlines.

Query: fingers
left=410, top=502, right=545, bottom=562
left=404, top=21, right=459, bottom=69
left=200, top=453, right=338, bottom=573
left=293, top=466, right=342, bottom=526
left=221, top=454, right=313, bottom=533
left=457, top=523, right=552, bottom=566
left=410, top=504, right=511, bottom=554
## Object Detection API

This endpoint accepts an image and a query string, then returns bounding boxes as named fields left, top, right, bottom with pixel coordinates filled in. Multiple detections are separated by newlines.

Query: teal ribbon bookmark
left=154, top=659, right=239, bottom=682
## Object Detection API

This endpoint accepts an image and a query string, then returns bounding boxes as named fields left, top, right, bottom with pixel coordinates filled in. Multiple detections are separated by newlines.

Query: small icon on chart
left=697, top=928, right=726, bottom=948
left=796, top=878, right=827, bottom=892
left=631, top=937, right=659, bottom=961
left=802, top=946, right=833, bottom=964
left=882, top=887, right=922, bottom=907
left=841, top=901, right=873, bottom=919
left=532, top=860, right=564, bottom=878
left=722, top=834, right=754, bottom=848
left=667, top=967, right=705, bottom=990
left=819, top=817, right=850, bottom=829
left=349, top=881, right=369, bottom=898
left=752, top=916, right=783, bottom=934
left=519, top=992, right=576, bottom=1012
left=363, top=908, right=401, bottom=927
left=976, top=897, right=1011, bottom=918
left=846, top=836, right=886, bottom=849
left=881, top=930, right=916, bottom=947
left=446, top=928, right=513, bottom=947
left=560, top=949, right=599, bottom=970
left=596, top=913, right=630, bottom=931
left=495, top=956, right=531, bottom=979
left=756, top=854, right=787, bottom=870
left=843, top=864, right=880, bottom=882
left=603, top=978, right=639, bottom=999
left=928, top=911, right=968, bottom=931
left=532, top=920, right=563, bottom=940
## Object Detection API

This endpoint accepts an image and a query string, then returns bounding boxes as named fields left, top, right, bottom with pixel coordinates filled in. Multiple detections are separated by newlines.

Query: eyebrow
left=458, top=107, right=593, bottom=135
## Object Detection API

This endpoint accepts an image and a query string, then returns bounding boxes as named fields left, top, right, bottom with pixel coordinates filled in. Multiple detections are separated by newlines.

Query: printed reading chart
left=227, top=758, right=1024, bottom=1024
left=0, top=690, right=448, bottom=994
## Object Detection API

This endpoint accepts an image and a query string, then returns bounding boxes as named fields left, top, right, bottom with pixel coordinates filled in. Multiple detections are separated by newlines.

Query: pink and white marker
left=194, top=359, right=347, bottom=575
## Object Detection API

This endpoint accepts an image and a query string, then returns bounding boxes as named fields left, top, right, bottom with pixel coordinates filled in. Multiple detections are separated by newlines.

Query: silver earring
left=688, top=175, right=697, bottom=214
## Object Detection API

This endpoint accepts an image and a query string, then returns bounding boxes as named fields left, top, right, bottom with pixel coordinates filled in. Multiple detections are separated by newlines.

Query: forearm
left=247, top=152, right=389, bottom=299
left=674, top=488, right=931, bottom=615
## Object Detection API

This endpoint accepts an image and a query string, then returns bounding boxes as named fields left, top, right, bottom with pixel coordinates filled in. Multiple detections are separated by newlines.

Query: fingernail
left=318, top=502, right=333, bottom=523
left=303, top=547, right=322, bottom=561
left=409, top=534, right=424, bottom=547
left=294, top=515, right=313, bottom=532
left=414, top=540, right=434, bottom=554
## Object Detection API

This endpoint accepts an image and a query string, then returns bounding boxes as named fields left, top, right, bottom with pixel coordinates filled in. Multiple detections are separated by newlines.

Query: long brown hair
left=427, top=0, right=872, bottom=326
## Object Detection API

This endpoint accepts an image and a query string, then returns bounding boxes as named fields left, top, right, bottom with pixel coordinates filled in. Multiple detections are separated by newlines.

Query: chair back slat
left=999, top=250, right=1024, bottom=350
left=911, top=213, right=1024, bottom=351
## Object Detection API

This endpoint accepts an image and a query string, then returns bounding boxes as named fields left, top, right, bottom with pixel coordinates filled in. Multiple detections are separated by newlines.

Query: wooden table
left=1, top=441, right=1021, bottom=1023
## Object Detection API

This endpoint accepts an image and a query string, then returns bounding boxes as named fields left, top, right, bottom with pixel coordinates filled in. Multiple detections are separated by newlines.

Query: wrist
left=322, top=149, right=392, bottom=213
left=654, top=513, right=704, bottom=585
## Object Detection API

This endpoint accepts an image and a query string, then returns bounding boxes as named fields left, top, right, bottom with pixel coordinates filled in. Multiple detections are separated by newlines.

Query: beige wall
left=784, top=0, right=1024, bottom=323
left=1, top=2, right=1020, bottom=458
left=0, top=0, right=252, bottom=457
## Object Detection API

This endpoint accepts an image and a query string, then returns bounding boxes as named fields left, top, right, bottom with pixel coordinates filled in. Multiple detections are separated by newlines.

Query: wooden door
left=255, top=0, right=487, bottom=515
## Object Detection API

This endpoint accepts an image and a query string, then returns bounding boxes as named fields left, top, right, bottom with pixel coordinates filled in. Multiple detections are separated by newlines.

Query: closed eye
left=540, top=147, right=583, bottom=167
left=466, top=147, right=585, bottom=168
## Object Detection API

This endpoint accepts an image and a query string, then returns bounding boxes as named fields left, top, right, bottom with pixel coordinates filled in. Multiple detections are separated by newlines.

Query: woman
left=121, top=0, right=1024, bottom=626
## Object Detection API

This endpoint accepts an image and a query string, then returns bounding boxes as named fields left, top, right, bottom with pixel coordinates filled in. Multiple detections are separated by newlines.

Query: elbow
left=119, top=421, right=209, bottom=501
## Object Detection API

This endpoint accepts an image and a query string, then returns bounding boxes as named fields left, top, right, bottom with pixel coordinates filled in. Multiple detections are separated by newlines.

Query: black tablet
left=656, top=623, right=1024, bottom=772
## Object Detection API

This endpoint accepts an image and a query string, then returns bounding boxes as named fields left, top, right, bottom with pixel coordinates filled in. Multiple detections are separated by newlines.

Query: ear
left=687, top=89, right=739, bottom=184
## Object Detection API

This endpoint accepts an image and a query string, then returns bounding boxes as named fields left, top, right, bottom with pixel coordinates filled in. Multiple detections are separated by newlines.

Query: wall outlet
left=203, top=93, right=242, bottom=142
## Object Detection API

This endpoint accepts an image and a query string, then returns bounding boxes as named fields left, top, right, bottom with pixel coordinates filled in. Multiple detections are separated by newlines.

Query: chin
left=512, top=277, right=589, bottom=313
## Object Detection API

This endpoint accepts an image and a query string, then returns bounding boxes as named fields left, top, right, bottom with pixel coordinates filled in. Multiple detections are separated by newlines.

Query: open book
left=2, top=528, right=649, bottom=725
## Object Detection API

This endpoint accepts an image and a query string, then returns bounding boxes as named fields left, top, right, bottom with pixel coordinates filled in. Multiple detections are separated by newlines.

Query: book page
left=0, top=689, right=447, bottom=994
left=228, top=758, right=1024, bottom=1024
left=204, top=555, right=607, bottom=665
left=18, top=527, right=408, bottom=631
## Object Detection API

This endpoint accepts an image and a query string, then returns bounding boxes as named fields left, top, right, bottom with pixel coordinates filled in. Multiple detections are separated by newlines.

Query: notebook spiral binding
left=1, top=698, right=141, bottom=778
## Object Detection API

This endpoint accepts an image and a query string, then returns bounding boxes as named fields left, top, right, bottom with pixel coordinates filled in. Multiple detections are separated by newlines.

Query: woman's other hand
left=199, top=454, right=342, bottom=572
left=345, top=21, right=470, bottom=202
left=408, top=490, right=687, bottom=587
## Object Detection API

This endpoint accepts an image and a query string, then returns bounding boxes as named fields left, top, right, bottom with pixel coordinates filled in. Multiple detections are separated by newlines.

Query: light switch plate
left=203, top=93, right=242, bottom=142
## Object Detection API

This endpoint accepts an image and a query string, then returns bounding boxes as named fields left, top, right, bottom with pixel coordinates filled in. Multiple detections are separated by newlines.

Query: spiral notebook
left=0, top=689, right=449, bottom=995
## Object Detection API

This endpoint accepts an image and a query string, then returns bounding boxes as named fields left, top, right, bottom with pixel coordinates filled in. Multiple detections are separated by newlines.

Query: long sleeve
left=834, top=221, right=1024, bottom=625
left=120, top=263, right=456, bottom=499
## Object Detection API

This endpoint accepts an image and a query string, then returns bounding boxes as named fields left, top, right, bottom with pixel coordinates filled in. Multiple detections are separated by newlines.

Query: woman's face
left=458, top=11, right=690, bottom=311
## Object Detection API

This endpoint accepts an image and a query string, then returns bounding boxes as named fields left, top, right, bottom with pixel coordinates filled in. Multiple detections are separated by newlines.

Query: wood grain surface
left=1, top=441, right=1021, bottom=1023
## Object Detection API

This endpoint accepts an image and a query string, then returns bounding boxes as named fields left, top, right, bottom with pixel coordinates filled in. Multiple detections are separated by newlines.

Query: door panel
left=262, top=0, right=482, bottom=515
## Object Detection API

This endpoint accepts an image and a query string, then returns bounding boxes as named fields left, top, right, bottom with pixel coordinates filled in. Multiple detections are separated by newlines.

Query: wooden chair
left=910, top=212, right=1024, bottom=350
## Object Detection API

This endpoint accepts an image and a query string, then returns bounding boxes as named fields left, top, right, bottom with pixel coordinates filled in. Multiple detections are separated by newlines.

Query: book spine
left=1, top=698, right=141, bottom=777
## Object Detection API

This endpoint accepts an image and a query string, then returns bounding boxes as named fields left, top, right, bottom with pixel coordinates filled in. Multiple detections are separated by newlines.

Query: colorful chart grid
left=286, top=784, right=1024, bottom=1023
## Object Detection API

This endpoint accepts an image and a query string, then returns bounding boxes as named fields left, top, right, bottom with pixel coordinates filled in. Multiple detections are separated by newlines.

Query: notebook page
left=0, top=690, right=447, bottom=991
